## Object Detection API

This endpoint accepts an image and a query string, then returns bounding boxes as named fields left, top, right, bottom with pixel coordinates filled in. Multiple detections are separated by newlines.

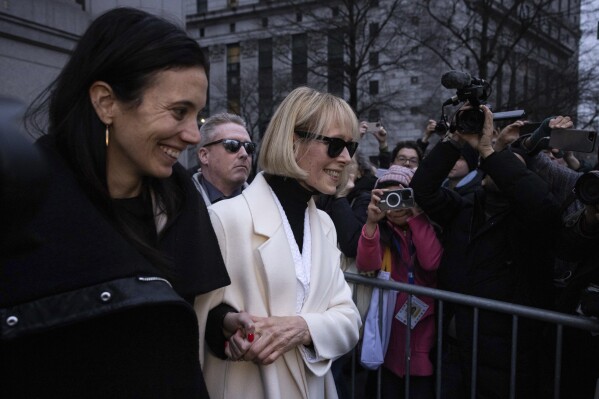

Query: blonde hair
left=258, top=86, right=359, bottom=189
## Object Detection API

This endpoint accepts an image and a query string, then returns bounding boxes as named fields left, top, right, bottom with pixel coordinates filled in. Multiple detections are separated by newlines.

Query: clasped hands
left=222, top=311, right=312, bottom=365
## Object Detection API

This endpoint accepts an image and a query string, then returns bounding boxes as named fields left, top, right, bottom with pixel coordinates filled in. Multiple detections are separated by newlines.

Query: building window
left=369, top=51, right=379, bottom=67
left=410, top=106, right=420, bottom=115
left=297, top=12, right=302, bottom=22
left=262, top=17, right=268, bottom=27
left=259, top=39, right=273, bottom=137
left=411, top=16, right=419, bottom=25
left=368, top=109, right=380, bottom=122
left=328, top=29, right=344, bottom=96
left=411, top=76, right=418, bottom=84
left=369, top=23, right=379, bottom=39
left=292, top=33, right=308, bottom=86
left=227, top=44, right=241, bottom=114
left=230, top=23, right=236, bottom=33
left=370, top=80, right=379, bottom=95
left=200, top=28, right=205, bottom=37
left=332, top=7, right=339, bottom=16
left=197, top=0, right=207, bottom=13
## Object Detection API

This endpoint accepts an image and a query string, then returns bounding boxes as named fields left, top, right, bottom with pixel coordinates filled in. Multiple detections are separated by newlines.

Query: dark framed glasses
left=203, top=138, right=256, bottom=155
left=294, top=130, right=358, bottom=158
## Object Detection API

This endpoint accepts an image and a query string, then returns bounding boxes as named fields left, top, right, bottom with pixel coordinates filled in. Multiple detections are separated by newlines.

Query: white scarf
left=271, top=190, right=312, bottom=314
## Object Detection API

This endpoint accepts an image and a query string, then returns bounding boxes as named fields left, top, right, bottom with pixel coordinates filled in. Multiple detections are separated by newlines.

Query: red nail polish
left=247, top=333, right=254, bottom=343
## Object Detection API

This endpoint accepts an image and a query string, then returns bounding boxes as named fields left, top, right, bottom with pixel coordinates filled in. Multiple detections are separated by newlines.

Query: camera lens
left=385, top=192, right=402, bottom=208
left=456, top=108, right=485, bottom=134
left=575, top=171, right=599, bottom=205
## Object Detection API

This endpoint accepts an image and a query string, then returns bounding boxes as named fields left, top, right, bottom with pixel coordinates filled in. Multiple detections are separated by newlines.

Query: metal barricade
left=344, top=272, right=599, bottom=399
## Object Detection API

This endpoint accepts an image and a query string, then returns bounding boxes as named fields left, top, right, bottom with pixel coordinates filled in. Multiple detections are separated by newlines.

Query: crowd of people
left=1, top=6, right=598, bottom=399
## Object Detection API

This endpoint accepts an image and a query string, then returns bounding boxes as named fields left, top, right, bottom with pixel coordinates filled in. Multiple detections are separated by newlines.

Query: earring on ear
left=105, top=125, right=110, bottom=147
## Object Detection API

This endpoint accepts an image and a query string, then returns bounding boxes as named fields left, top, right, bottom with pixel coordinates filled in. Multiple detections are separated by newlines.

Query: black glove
left=510, top=116, right=555, bottom=157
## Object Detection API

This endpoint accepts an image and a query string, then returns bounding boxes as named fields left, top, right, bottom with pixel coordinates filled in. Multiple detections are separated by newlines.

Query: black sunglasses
left=294, top=130, right=358, bottom=158
left=203, top=138, right=256, bottom=155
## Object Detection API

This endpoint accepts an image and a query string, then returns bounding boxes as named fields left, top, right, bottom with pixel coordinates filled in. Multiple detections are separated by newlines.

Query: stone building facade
left=186, top=0, right=582, bottom=161
left=0, top=0, right=583, bottom=167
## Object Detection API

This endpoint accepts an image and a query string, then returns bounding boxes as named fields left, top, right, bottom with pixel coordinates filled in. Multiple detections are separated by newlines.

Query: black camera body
left=575, top=171, right=599, bottom=205
left=378, top=188, right=415, bottom=211
left=440, top=70, right=492, bottom=134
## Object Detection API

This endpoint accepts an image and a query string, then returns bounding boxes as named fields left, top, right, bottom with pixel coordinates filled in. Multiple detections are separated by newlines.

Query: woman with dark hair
left=0, top=8, right=229, bottom=398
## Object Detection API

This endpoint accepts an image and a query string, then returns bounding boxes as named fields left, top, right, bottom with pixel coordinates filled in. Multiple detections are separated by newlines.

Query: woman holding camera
left=356, top=165, right=443, bottom=399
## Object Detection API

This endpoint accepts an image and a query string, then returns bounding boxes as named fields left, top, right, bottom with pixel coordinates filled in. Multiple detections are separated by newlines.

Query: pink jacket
left=356, top=213, right=443, bottom=377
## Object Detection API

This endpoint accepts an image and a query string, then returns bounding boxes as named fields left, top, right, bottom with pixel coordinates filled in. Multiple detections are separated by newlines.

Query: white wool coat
left=195, top=172, right=361, bottom=399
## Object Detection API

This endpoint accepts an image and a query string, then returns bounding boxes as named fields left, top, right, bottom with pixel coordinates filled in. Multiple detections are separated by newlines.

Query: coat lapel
left=302, top=200, right=340, bottom=312
left=243, top=174, right=297, bottom=316
left=241, top=175, right=338, bottom=398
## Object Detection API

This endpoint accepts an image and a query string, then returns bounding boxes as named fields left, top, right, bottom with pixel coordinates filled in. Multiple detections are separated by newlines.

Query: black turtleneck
left=264, top=174, right=314, bottom=252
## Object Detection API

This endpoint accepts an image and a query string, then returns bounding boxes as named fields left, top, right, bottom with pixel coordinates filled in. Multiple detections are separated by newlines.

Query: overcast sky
left=579, top=1, right=598, bottom=68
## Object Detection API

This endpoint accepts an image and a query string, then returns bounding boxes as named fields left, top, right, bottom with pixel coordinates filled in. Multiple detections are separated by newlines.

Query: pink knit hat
left=375, top=165, right=414, bottom=188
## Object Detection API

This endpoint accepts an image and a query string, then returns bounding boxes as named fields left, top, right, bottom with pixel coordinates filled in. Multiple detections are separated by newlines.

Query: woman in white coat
left=197, top=86, right=362, bottom=399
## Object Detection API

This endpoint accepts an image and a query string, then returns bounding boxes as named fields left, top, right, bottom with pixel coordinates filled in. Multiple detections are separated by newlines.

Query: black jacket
left=316, top=174, right=374, bottom=258
left=411, top=141, right=561, bottom=398
left=0, top=136, right=230, bottom=398
left=411, top=141, right=559, bottom=305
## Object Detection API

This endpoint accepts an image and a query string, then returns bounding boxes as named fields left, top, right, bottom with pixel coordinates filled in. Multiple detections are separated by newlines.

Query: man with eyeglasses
left=390, top=141, right=423, bottom=170
left=192, top=113, right=255, bottom=205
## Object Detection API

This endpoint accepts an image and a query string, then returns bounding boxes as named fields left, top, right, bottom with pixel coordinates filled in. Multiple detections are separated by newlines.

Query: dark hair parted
left=391, top=140, right=423, bottom=163
left=25, top=7, right=209, bottom=272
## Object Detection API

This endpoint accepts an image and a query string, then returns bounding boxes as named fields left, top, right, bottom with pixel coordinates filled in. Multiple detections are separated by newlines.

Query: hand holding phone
left=366, top=121, right=382, bottom=133
left=549, top=129, right=597, bottom=153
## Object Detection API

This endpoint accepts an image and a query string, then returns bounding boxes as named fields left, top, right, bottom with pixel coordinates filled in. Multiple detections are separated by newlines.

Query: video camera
left=435, top=70, right=526, bottom=135
left=574, top=171, right=599, bottom=205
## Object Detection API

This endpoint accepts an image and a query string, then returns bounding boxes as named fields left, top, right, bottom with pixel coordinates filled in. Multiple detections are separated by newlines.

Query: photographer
left=363, top=120, right=424, bottom=170
left=549, top=201, right=599, bottom=398
left=498, top=115, right=599, bottom=398
left=356, top=165, right=443, bottom=399
left=411, top=104, right=561, bottom=398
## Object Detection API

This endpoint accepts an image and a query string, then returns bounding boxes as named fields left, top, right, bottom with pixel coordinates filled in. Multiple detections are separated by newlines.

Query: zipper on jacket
left=137, top=276, right=173, bottom=288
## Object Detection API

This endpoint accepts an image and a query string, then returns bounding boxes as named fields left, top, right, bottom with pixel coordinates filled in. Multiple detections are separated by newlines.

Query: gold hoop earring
left=105, top=125, right=110, bottom=147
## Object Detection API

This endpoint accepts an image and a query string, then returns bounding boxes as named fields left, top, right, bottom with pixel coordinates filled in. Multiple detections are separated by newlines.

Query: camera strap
left=391, top=233, right=416, bottom=285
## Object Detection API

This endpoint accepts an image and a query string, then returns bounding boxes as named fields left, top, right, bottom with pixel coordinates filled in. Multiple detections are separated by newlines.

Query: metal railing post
left=470, top=307, right=478, bottom=399
left=509, top=315, right=518, bottom=399
left=436, top=300, right=444, bottom=399
left=343, top=272, right=599, bottom=399
left=554, top=324, right=563, bottom=399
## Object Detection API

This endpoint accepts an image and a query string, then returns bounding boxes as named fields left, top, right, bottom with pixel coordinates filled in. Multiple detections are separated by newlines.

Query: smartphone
left=366, top=121, right=381, bottom=133
left=549, top=129, right=597, bottom=153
